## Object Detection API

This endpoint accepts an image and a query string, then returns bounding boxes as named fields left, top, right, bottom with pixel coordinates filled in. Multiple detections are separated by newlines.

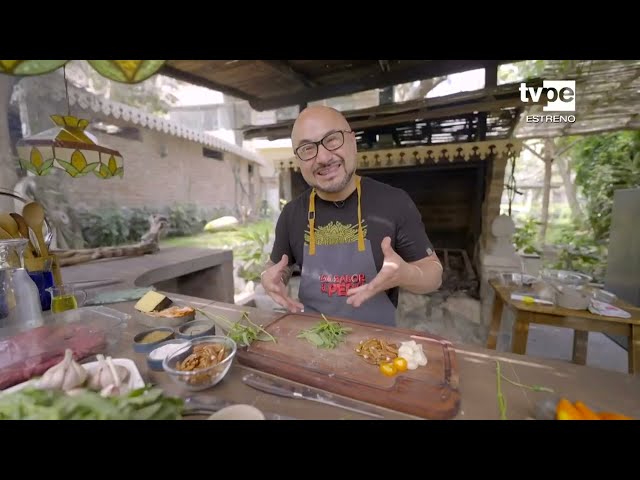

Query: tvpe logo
left=519, top=80, right=576, bottom=112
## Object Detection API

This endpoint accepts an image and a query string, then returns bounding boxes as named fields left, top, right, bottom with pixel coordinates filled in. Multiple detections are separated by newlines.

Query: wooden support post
left=540, top=139, right=554, bottom=244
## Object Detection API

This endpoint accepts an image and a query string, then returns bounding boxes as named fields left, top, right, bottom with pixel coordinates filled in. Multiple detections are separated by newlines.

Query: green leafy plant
left=236, top=225, right=271, bottom=282
left=0, top=385, right=183, bottom=420
left=513, top=216, right=542, bottom=255
left=297, top=314, right=352, bottom=349
left=545, top=220, right=607, bottom=283
left=567, top=131, right=640, bottom=242
left=196, top=309, right=276, bottom=348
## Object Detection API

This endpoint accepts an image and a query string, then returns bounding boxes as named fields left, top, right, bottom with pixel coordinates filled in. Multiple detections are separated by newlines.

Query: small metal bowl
left=176, top=320, right=216, bottom=340
left=146, top=338, right=191, bottom=371
left=133, top=327, right=175, bottom=353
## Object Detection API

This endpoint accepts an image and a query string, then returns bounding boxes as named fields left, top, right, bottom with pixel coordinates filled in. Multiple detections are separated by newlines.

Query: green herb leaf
left=196, top=308, right=277, bottom=348
left=0, top=386, right=184, bottom=420
left=298, top=314, right=351, bottom=349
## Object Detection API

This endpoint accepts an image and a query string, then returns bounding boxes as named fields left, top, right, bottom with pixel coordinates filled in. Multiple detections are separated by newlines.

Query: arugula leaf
left=297, top=314, right=352, bottom=349
left=197, top=309, right=277, bottom=348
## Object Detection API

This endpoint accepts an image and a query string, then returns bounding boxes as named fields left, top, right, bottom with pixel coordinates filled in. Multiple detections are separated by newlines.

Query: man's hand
left=346, top=237, right=442, bottom=308
left=261, top=254, right=304, bottom=313
left=346, top=237, right=403, bottom=308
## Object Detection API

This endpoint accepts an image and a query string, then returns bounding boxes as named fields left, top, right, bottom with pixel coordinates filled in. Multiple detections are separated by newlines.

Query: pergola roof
left=513, top=60, right=640, bottom=139
left=241, top=81, right=529, bottom=148
left=160, top=60, right=516, bottom=111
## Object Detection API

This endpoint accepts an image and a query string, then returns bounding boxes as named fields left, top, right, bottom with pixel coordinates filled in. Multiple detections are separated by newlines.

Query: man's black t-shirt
left=270, top=176, right=435, bottom=307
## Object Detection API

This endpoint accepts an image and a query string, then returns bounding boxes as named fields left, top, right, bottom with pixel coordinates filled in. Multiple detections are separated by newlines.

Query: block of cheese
left=135, top=291, right=173, bottom=313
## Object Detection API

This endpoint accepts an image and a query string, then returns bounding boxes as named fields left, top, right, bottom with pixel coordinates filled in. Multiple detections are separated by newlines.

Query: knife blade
left=183, top=395, right=296, bottom=420
left=242, top=372, right=385, bottom=419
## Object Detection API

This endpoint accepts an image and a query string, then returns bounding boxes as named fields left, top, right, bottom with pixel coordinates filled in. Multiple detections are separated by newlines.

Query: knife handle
left=242, top=373, right=297, bottom=399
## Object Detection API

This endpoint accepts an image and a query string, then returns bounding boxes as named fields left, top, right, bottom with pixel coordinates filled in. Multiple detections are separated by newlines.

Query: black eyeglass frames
left=294, top=130, right=353, bottom=161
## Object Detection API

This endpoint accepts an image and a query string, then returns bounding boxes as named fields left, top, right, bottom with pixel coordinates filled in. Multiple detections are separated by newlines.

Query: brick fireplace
left=360, top=160, right=487, bottom=297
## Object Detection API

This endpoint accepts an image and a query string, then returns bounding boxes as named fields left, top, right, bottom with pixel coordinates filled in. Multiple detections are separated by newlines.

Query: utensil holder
left=24, top=254, right=63, bottom=311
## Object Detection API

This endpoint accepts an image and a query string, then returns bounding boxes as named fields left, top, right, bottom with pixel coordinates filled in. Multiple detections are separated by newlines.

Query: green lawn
left=160, top=219, right=273, bottom=250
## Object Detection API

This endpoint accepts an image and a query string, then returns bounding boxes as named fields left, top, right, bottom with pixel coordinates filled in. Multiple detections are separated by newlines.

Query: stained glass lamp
left=16, top=114, right=124, bottom=179
left=0, top=60, right=166, bottom=84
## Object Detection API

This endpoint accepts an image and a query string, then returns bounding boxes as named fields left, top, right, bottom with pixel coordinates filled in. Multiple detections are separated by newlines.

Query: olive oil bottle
left=51, top=294, right=78, bottom=313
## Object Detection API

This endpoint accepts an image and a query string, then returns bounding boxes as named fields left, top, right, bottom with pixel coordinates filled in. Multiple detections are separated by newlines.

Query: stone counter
left=59, top=246, right=234, bottom=303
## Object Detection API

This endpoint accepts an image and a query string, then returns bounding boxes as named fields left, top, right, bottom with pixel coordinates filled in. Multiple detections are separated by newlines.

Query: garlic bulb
left=88, top=355, right=130, bottom=391
left=36, top=349, right=88, bottom=391
left=100, top=383, right=124, bottom=397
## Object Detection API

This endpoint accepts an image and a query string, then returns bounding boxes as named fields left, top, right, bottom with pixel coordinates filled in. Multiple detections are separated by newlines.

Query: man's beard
left=311, top=161, right=356, bottom=194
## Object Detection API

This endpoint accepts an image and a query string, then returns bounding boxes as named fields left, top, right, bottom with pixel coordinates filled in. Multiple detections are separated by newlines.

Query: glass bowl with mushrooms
left=162, top=335, right=237, bottom=391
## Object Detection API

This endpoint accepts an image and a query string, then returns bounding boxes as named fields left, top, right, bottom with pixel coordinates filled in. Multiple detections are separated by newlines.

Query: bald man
left=260, top=106, right=443, bottom=326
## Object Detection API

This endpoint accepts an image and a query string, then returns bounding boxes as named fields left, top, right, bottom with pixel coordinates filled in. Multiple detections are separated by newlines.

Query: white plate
left=1, top=358, right=145, bottom=396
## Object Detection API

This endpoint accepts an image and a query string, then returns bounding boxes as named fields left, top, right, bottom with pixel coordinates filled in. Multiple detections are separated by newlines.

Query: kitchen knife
left=183, top=395, right=296, bottom=420
left=242, top=372, right=385, bottom=419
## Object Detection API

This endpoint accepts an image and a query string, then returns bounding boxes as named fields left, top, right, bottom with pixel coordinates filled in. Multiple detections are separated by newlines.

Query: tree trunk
left=540, top=138, right=554, bottom=244
left=0, top=75, right=19, bottom=212
left=555, top=154, right=584, bottom=221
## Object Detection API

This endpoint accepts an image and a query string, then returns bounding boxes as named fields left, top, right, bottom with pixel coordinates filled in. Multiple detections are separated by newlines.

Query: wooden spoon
left=0, top=213, right=19, bottom=238
left=9, top=213, right=37, bottom=257
left=22, top=202, right=49, bottom=259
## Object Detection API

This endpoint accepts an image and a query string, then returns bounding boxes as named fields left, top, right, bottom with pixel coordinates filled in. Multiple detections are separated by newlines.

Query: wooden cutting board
left=235, top=312, right=461, bottom=420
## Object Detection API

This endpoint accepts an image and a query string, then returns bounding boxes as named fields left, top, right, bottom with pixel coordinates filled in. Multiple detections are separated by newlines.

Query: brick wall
left=57, top=127, right=258, bottom=214
left=17, top=78, right=263, bottom=216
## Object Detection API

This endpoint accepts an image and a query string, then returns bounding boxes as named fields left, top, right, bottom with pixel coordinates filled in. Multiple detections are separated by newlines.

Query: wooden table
left=486, top=279, right=640, bottom=374
left=99, top=292, right=640, bottom=420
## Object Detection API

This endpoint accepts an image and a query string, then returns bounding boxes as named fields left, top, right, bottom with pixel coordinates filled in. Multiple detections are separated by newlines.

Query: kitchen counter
left=103, top=292, right=640, bottom=420
left=60, top=247, right=235, bottom=304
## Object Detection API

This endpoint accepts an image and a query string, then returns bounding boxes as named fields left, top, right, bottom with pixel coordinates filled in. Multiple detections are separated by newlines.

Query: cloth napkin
left=588, top=299, right=631, bottom=318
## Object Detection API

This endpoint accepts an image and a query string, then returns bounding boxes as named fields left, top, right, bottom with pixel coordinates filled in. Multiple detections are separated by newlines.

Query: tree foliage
left=565, top=131, right=640, bottom=242
left=64, top=60, right=183, bottom=115
left=498, top=60, right=546, bottom=83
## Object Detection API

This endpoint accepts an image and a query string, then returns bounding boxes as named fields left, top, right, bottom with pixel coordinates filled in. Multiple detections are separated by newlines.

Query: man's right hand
left=261, top=255, right=304, bottom=313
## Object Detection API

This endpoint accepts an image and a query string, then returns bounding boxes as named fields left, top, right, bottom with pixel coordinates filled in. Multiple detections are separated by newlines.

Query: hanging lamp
left=15, top=65, right=124, bottom=179
left=0, top=60, right=166, bottom=84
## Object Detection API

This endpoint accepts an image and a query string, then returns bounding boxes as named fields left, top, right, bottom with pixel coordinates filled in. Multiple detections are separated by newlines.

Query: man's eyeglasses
left=295, top=130, right=353, bottom=161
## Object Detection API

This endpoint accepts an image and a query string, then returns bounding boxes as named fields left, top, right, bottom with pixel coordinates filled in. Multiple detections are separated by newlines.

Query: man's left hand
left=346, top=236, right=404, bottom=308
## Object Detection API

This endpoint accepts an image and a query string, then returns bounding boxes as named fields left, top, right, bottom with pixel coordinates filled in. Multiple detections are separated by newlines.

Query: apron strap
left=308, top=188, right=317, bottom=255
left=308, top=176, right=364, bottom=255
left=356, top=176, right=365, bottom=252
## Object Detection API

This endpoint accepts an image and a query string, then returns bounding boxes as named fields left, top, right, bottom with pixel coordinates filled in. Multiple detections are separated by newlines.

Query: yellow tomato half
left=379, top=362, right=397, bottom=376
left=393, top=357, right=408, bottom=372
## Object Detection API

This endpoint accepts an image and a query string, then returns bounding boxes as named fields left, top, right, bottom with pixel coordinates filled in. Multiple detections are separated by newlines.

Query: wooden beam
left=540, top=138, right=554, bottom=243
left=249, top=60, right=518, bottom=111
left=523, top=138, right=580, bottom=163
left=257, top=60, right=317, bottom=88
left=523, top=142, right=545, bottom=162
left=378, top=60, right=391, bottom=73
left=244, top=97, right=521, bottom=139
left=159, top=65, right=257, bottom=103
